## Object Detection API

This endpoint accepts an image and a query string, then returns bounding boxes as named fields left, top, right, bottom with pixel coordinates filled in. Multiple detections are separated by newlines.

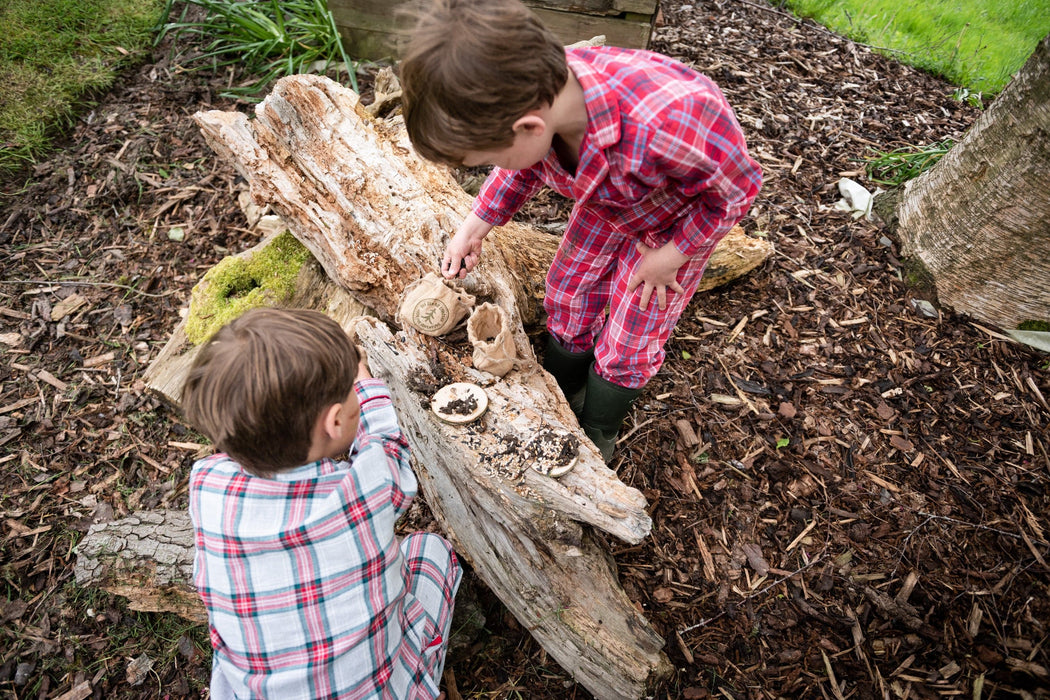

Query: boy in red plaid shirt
left=181, top=308, right=460, bottom=699
left=401, top=0, right=762, bottom=461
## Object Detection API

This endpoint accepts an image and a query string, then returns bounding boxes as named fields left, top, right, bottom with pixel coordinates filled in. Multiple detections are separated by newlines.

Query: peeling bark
left=73, top=510, right=205, bottom=625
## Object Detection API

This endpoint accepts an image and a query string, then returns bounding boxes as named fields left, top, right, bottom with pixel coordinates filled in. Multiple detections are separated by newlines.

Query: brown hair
left=181, top=307, right=359, bottom=477
left=399, top=0, right=568, bottom=165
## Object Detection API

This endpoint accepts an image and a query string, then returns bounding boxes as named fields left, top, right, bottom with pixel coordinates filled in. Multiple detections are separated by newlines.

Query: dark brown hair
left=181, top=307, right=359, bottom=476
left=400, top=0, right=568, bottom=165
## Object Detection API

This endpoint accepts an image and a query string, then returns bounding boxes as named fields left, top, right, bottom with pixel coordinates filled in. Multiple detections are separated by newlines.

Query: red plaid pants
left=544, top=204, right=717, bottom=389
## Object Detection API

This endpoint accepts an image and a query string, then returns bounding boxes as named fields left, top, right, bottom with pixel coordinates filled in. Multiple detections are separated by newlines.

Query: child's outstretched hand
left=628, top=241, right=689, bottom=311
left=355, top=345, right=373, bottom=380
left=441, top=212, right=493, bottom=279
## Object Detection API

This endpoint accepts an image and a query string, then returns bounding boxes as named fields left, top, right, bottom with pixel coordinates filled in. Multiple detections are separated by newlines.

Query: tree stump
left=874, top=33, right=1050, bottom=331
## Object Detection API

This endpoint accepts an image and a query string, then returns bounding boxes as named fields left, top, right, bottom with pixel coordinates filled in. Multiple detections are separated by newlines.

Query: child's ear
left=319, top=402, right=344, bottom=441
left=512, top=113, right=546, bottom=135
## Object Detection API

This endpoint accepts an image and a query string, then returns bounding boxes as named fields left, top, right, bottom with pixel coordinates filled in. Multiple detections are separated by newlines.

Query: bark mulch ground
left=1, top=0, right=1048, bottom=698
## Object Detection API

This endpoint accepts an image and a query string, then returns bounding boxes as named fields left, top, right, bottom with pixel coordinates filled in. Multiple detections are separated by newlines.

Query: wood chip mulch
left=1, top=1, right=1047, bottom=698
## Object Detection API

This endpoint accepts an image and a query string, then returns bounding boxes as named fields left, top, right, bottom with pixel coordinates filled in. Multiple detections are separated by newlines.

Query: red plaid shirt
left=473, top=46, right=761, bottom=258
left=472, top=47, right=761, bottom=386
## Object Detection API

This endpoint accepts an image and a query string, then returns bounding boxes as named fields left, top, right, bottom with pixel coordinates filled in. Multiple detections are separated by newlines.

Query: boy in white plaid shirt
left=181, top=308, right=460, bottom=699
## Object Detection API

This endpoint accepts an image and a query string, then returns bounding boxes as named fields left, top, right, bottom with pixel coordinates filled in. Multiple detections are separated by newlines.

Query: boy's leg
left=542, top=206, right=621, bottom=420
left=401, top=533, right=462, bottom=683
left=542, top=335, right=593, bottom=416
left=578, top=365, right=644, bottom=461
left=594, top=238, right=713, bottom=387
left=543, top=205, right=624, bottom=354
left=544, top=206, right=716, bottom=459
left=582, top=235, right=716, bottom=460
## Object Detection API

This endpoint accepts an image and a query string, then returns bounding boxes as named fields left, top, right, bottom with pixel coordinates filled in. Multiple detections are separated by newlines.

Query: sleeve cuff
left=354, top=378, right=390, bottom=404
left=472, top=201, right=511, bottom=228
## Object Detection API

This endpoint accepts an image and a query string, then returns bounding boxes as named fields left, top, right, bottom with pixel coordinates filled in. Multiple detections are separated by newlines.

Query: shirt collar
left=269, top=457, right=341, bottom=481
left=567, top=49, right=621, bottom=151
left=558, top=49, right=618, bottom=200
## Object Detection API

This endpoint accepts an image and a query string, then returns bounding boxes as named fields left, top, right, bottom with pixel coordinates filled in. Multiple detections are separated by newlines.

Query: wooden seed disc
left=541, top=455, right=578, bottom=479
left=528, top=429, right=579, bottom=478
left=430, top=382, right=488, bottom=424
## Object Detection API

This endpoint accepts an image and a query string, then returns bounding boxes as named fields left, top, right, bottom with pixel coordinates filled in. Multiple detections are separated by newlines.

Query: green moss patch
left=185, top=232, right=312, bottom=344
left=902, top=257, right=938, bottom=301
left=1018, top=320, right=1050, bottom=332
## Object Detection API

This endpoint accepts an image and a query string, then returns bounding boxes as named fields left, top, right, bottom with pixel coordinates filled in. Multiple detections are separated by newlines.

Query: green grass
left=864, top=138, right=955, bottom=186
left=0, top=0, right=166, bottom=176
left=781, top=0, right=1050, bottom=93
left=157, top=0, right=357, bottom=99
left=0, top=0, right=356, bottom=177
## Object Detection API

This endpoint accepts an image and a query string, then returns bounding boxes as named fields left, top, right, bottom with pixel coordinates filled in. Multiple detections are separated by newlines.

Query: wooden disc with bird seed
left=527, top=428, right=579, bottom=478
left=430, top=382, right=488, bottom=424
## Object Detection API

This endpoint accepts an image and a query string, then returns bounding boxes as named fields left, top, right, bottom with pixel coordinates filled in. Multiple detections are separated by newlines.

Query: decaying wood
left=73, top=510, right=205, bottom=625
left=350, top=316, right=673, bottom=698
left=96, top=319, right=674, bottom=698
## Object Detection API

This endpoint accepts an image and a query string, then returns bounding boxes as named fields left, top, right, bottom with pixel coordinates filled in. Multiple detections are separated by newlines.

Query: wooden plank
left=335, top=13, right=653, bottom=59
left=530, top=7, right=652, bottom=48
left=336, top=26, right=401, bottom=61
left=328, top=0, right=657, bottom=25
left=527, top=0, right=658, bottom=15
left=329, top=0, right=654, bottom=60
left=328, top=0, right=411, bottom=60
left=328, top=0, right=411, bottom=34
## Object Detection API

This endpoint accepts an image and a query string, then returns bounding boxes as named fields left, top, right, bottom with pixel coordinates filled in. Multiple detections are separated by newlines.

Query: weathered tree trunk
left=874, top=33, right=1050, bottom=330
left=80, top=73, right=771, bottom=698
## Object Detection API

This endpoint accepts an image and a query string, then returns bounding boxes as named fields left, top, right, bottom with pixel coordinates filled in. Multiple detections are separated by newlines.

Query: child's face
left=460, top=124, right=551, bottom=171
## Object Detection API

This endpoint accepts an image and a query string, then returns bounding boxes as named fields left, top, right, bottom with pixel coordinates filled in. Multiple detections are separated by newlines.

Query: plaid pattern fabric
left=473, top=47, right=761, bottom=387
left=190, top=378, right=460, bottom=699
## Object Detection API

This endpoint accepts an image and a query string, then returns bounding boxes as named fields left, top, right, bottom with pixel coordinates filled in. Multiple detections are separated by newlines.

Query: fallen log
left=78, top=74, right=771, bottom=698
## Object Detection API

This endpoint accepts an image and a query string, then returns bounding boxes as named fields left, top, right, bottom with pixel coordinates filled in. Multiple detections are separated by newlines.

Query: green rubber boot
left=580, top=366, right=644, bottom=463
left=542, top=335, right=593, bottom=416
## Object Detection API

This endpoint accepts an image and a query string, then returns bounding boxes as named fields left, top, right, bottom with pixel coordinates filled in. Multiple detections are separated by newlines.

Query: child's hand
left=442, top=212, right=493, bottom=279
left=355, top=345, right=373, bottom=380
left=627, top=241, right=689, bottom=311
